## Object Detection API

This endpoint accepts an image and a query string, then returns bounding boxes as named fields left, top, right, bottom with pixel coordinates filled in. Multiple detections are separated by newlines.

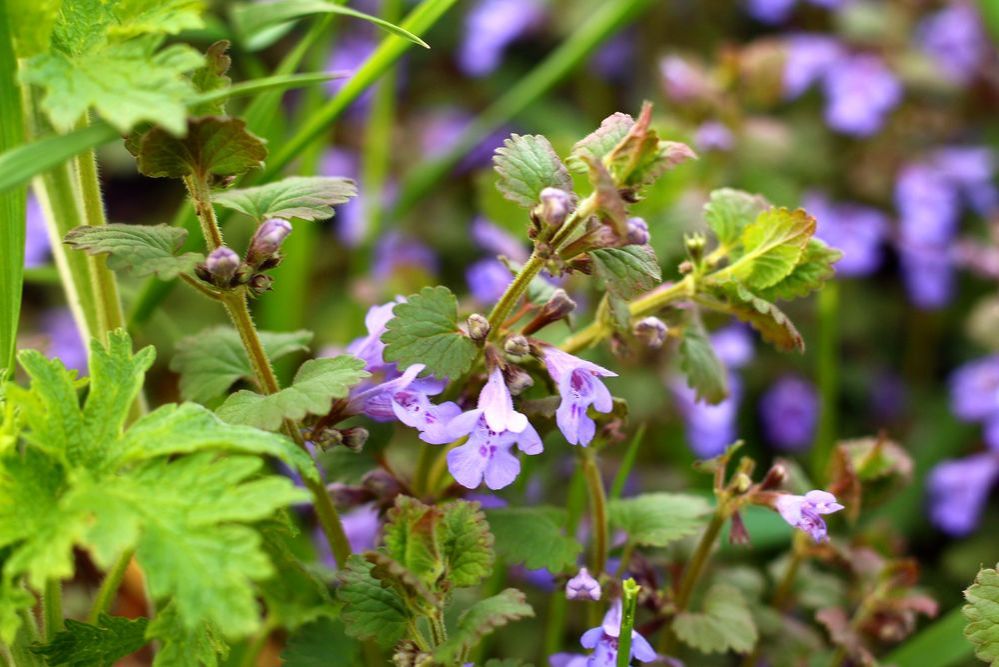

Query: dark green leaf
left=434, top=589, right=534, bottom=662
left=608, top=493, right=712, bottom=547
left=64, top=223, right=203, bottom=279
left=590, top=245, right=661, bottom=301
left=678, top=317, right=728, bottom=404
left=146, top=602, right=228, bottom=667
left=493, top=134, right=573, bottom=208
left=337, top=555, right=411, bottom=648
left=485, top=506, right=581, bottom=572
left=673, top=583, right=758, bottom=654
left=32, top=613, right=149, bottom=667
left=189, top=40, right=231, bottom=116
left=382, top=496, right=444, bottom=590
left=133, top=116, right=267, bottom=179
left=212, top=176, right=357, bottom=222
left=281, top=616, right=362, bottom=667
left=382, top=286, right=478, bottom=380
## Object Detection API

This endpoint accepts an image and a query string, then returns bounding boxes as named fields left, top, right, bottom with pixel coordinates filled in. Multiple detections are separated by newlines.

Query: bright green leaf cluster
left=485, top=506, right=583, bottom=572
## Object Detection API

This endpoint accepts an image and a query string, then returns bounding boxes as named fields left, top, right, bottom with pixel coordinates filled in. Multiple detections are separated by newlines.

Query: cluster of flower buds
left=196, top=218, right=294, bottom=293
left=534, top=187, right=574, bottom=230
left=313, top=424, right=370, bottom=452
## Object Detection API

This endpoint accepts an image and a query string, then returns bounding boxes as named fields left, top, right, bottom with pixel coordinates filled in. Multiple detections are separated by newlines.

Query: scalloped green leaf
left=608, top=493, right=712, bottom=547
left=704, top=188, right=770, bottom=251
left=433, top=589, right=534, bottom=663
left=590, top=245, right=661, bottom=301
left=382, top=286, right=478, bottom=380
left=964, top=564, right=999, bottom=666
left=673, top=583, right=758, bottom=655
left=707, top=281, right=804, bottom=353
left=64, top=223, right=203, bottom=280
left=678, top=317, right=728, bottom=404
left=485, top=506, right=581, bottom=573
left=724, top=208, right=816, bottom=290
left=440, top=500, right=495, bottom=588
left=32, top=613, right=149, bottom=667
left=212, top=176, right=357, bottom=222
left=337, top=555, right=411, bottom=649
left=493, top=134, right=573, bottom=208
left=756, top=238, right=842, bottom=302
left=133, top=116, right=266, bottom=178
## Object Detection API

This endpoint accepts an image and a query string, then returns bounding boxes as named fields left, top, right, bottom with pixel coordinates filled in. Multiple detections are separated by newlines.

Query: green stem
left=413, top=444, right=436, bottom=496
left=88, top=549, right=134, bottom=623
left=617, top=579, right=640, bottom=667
left=0, top=0, right=24, bottom=381
left=237, top=618, right=275, bottom=667
left=609, top=424, right=645, bottom=501
left=486, top=252, right=546, bottom=338
left=43, top=579, right=62, bottom=641
left=811, top=281, right=839, bottom=483
left=581, top=448, right=608, bottom=576
left=183, top=174, right=223, bottom=250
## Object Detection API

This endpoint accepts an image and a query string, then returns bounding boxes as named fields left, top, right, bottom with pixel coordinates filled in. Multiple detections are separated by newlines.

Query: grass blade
left=0, top=122, right=118, bottom=195
left=190, top=71, right=347, bottom=107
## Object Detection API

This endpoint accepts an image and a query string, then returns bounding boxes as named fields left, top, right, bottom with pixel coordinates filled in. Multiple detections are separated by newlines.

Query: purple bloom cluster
left=775, top=490, right=844, bottom=542
left=458, top=0, right=545, bottom=77
left=917, top=3, right=989, bottom=84
left=24, top=194, right=50, bottom=268
left=784, top=35, right=901, bottom=136
left=804, top=191, right=888, bottom=277
left=758, top=375, right=819, bottom=451
left=550, top=599, right=657, bottom=667
left=746, top=0, right=842, bottom=24
left=927, top=452, right=999, bottom=536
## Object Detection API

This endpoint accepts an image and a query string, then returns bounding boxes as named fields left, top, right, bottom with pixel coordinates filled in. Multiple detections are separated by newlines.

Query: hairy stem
left=183, top=174, right=223, bottom=250
left=88, top=549, right=134, bottom=623
left=581, top=447, right=608, bottom=576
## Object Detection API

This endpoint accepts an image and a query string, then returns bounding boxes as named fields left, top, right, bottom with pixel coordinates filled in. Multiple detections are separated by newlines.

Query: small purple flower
left=896, top=164, right=960, bottom=246
left=577, top=599, right=657, bottom=666
left=775, top=490, right=844, bottom=542
left=898, top=242, right=954, bottom=310
left=346, top=298, right=404, bottom=373
left=927, top=452, right=999, bottom=536
left=373, top=231, right=439, bottom=281
left=918, top=3, right=988, bottom=84
left=247, top=218, right=292, bottom=265
left=467, top=258, right=512, bottom=305
left=24, top=193, right=50, bottom=268
left=566, top=567, right=601, bottom=601
left=805, top=191, right=888, bottom=277
left=822, top=54, right=901, bottom=136
left=949, top=356, right=999, bottom=423
left=471, top=217, right=529, bottom=263
left=543, top=347, right=617, bottom=447
left=347, top=363, right=431, bottom=422
left=320, top=148, right=364, bottom=246
left=759, top=375, right=819, bottom=451
left=40, top=309, right=88, bottom=374
left=392, top=390, right=462, bottom=444
left=458, top=0, right=545, bottom=77
left=712, top=324, right=755, bottom=370
left=694, top=121, right=735, bottom=153
left=672, top=375, right=742, bottom=458
left=783, top=34, right=844, bottom=100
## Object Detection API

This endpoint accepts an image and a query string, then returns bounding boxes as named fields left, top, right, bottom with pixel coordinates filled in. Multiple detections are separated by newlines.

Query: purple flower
left=898, top=243, right=954, bottom=310
left=314, top=503, right=381, bottom=568
left=40, top=309, right=88, bottom=373
left=775, top=490, right=844, bottom=542
left=543, top=347, right=617, bottom=447
left=566, top=567, right=601, bottom=601
left=672, top=375, right=742, bottom=458
left=927, top=453, right=999, bottom=536
left=347, top=363, right=434, bottom=422
left=326, top=33, right=378, bottom=113
left=578, top=599, right=657, bottom=666
left=783, top=34, right=844, bottom=99
left=694, top=121, right=735, bottom=153
left=458, top=0, right=545, bottom=77
left=467, top=258, right=512, bottom=305
left=822, top=54, right=901, bottom=136
left=590, top=30, right=635, bottom=81
left=712, top=324, right=755, bottom=370
left=471, top=217, right=528, bottom=263
left=805, top=191, right=887, bottom=277
left=418, top=109, right=507, bottom=171
left=373, top=231, right=438, bottom=281
left=949, top=356, right=999, bottom=423
left=346, top=298, right=404, bottom=373
left=896, top=164, right=960, bottom=246
left=320, top=148, right=365, bottom=246
left=441, top=368, right=542, bottom=490
left=392, top=390, right=462, bottom=444
left=24, top=194, right=50, bottom=268
left=931, top=146, right=998, bottom=216
left=747, top=0, right=797, bottom=24
left=918, top=3, right=988, bottom=84
left=759, top=375, right=819, bottom=451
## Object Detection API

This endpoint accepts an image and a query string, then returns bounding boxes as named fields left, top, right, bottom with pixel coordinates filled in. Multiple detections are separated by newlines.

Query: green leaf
left=0, top=578, right=36, bottom=645
left=673, top=583, right=758, bottom=655
left=755, top=238, right=842, bottom=302
left=216, top=355, right=369, bottom=431
left=32, top=613, right=149, bottom=667
left=590, top=245, right=661, bottom=301
left=64, top=223, right=204, bottom=280
left=485, top=506, right=582, bottom=572
left=212, top=176, right=357, bottom=222
left=281, top=616, right=362, bottom=667
left=22, top=38, right=204, bottom=134
left=364, top=551, right=438, bottom=611
left=724, top=208, right=816, bottom=290
left=568, top=112, right=633, bottom=171
left=434, top=589, right=534, bottom=662
left=8, top=0, right=61, bottom=56
left=964, top=563, right=999, bottom=666
left=440, top=500, right=494, bottom=588
left=582, top=154, right=628, bottom=237
left=608, top=493, right=712, bottom=547
left=232, top=0, right=429, bottom=51
left=603, top=102, right=696, bottom=191
left=493, top=134, right=573, bottom=208
left=146, top=601, right=228, bottom=667
left=0, top=0, right=24, bottom=382
left=705, top=282, right=804, bottom=353
left=257, top=522, right=333, bottom=629
left=132, top=116, right=267, bottom=178
left=108, top=0, right=205, bottom=39
left=337, top=555, right=411, bottom=649
left=382, top=286, right=478, bottom=380
left=0, top=121, right=119, bottom=195
left=678, top=317, right=728, bottom=404
left=382, top=495, right=444, bottom=590
left=704, top=188, right=769, bottom=251
left=170, top=326, right=313, bottom=403
left=188, top=40, right=231, bottom=116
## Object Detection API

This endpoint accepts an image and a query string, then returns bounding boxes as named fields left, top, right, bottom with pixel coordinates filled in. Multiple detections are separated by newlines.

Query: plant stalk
left=88, top=549, right=135, bottom=623
left=42, top=579, right=62, bottom=640
left=617, top=579, right=640, bottom=667
left=581, top=447, right=608, bottom=576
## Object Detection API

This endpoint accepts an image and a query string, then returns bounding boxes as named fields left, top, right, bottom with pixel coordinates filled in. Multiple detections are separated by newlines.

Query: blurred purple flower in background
left=24, top=194, right=50, bottom=268
left=759, top=375, right=819, bottom=451
left=373, top=231, right=439, bottom=281
left=918, top=3, right=989, bottom=84
left=712, top=324, right=756, bottom=370
left=927, top=453, right=999, bottom=536
left=784, top=34, right=844, bottom=100
left=458, top=0, right=545, bottom=77
left=590, top=30, right=635, bottom=81
left=321, top=148, right=365, bottom=246
left=40, top=309, right=87, bottom=373
left=326, top=32, right=379, bottom=114
left=748, top=0, right=844, bottom=25
left=418, top=108, right=508, bottom=171
left=694, top=121, right=735, bottom=153
left=659, top=55, right=713, bottom=104
left=822, top=54, right=901, bottom=136
left=805, top=191, right=888, bottom=276
left=932, top=146, right=999, bottom=215
left=472, top=217, right=528, bottom=262
left=467, top=258, right=512, bottom=305
left=314, top=503, right=381, bottom=568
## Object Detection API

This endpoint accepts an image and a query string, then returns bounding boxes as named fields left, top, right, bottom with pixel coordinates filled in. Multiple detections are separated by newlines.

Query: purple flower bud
left=775, top=490, right=844, bottom=542
left=565, top=567, right=601, bottom=601
left=205, top=246, right=240, bottom=285
left=467, top=314, right=491, bottom=343
left=504, top=365, right=534, bottom=396
left=626, top=217, right=650, bottom=245
left=633, top=317, right=668, bottom=349
left=248, top=273, right=274, bottom=295
left=523, top=289, right=577, bottom=336
left=247, top=218, right=292, bottom=266
left=538, top=187, right=573, bottom=227
left=340, top=426, right=369, bottom=452
left=711, top=324, right=755, bottom=369
left=504, top=335, right=531, bottom=357
left=759, top=375, right=819, bottom=451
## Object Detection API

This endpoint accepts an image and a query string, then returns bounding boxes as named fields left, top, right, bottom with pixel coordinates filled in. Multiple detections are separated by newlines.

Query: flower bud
left=247, top=218, right=292, bottom=266
left=760, top=463, right=788, bottom=490
left=565, top=567, right=601, bottom=601
left=504, top=335, right=531, bottom=357
left=734, top=472, right=752, bottom=493
left=522, top=289, right=577, bottom=335
left=729, top=510, right=751, bottom=546
left=205, top=246, right=240, bottom=286
left=248, top=273, right=274, bottom=296
left=341, top=426, right=369, bottom=452
left=626, top=217, right=650, bottom=245
left=466, top=313, right=490, bottom=343
left=685, top=233, right=706, bottom=262
left=504, top=365, right=534, bottom=396
left=537, top=187, right=573, bottom=228
left=633, top=317, right=668, bottom=349
left=361, top=468, right=405, bottom=503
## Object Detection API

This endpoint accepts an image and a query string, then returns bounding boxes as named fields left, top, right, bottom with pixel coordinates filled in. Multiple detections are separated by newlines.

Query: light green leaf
left=8, top=0, right=62, bottom=56
left=673, top=583, right=758, bottom=655
left=704, top=188, right=769, bottom=252
left=64, top=223, right=204, bottom=280
left=567, top=112, right=633, bottom=171
left=188, top=40, right=231, bottom=116
left=590, top=245, right=661, bottom=301
left=0, top=579, right=36, bottom=645
left=132, top=116, right=267, bottom=178
left=107, top=0, right=205, bottom=38
left=485, top=506, right=581, bottom=573
left=724, top=208, right=816, bottom=290
left=22, top=38, right=204, bottom=134
left=216, top=355, right=369, bottom=431
left=212, top=176, right=357, bottom=222
left=679, top=317, right=728, bottom=404
left=756, top=238, right=842, bottom=302
left=434, top=589, right=534, bottom=663
left=232, top=0, right=429, bottom=50
left=440, top=500, right=494, bottom=588
left=170, top=326, right=313, bottom=403
left=493, top=134, right=573, bottom=208
left=337, top=555, right=411, bottom=649
left=382, top=286, right=478, bottom=380
left=964, top=563, right=999, bottom=666
left=382, top=495, right=444, bottom=590
left=704, top=282, right=804, bottom=353
left=146, top=601, right=228, bottom=667
left=32, top=613, right=149, bottom=667
left=608, top=493, right=712, bottom=547
left=0, top=121, right=119, bottom=196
